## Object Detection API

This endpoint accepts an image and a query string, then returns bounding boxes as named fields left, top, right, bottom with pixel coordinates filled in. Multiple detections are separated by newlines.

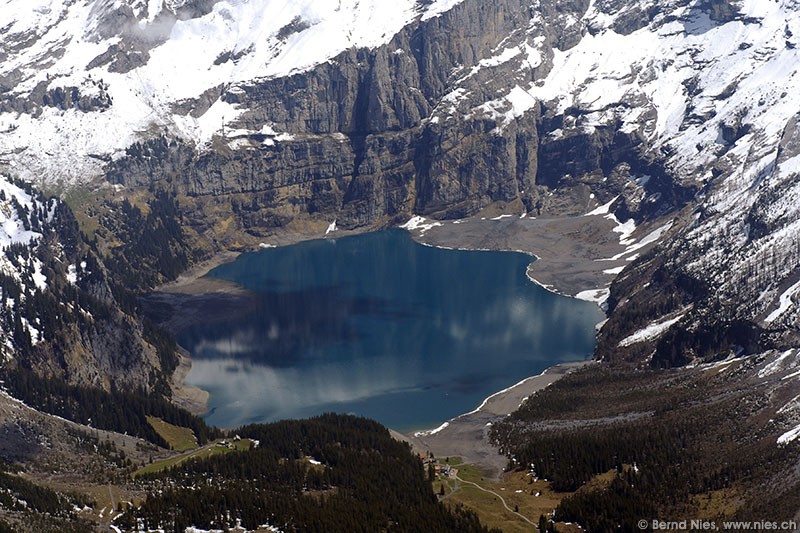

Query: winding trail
left=439, top=476, right=460, bottom=502
left=454, top=473, right=536, bottom=527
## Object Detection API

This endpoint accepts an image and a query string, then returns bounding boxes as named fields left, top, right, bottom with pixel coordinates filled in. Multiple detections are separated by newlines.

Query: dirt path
left=454, top=474, right=537, bottom=527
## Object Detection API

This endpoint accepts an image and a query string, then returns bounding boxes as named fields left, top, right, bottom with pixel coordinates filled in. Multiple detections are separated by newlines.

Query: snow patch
left=400, top=215, right=443, bottom=235
left=618, top=312, right=686, bottom=347
left=0, top=179, right=43, bottom=249
left=462, top=46, right=523, bottom=80
left=778, top=154, right=800, bottom=178
left=603, top=266, right=625, bottom=275
left=778, top=423, right=800, bottom=445
left=584, top=196, right=619, bottom=216
left=472, top=85, right=537, bottom=130
left=610, top=216, right=637, bottom=245
left=764, top=279, right=800, bottom=324
left=66, top=264, right=78, bottom=285
left=600, top=222, right=673, bottom=262
left=778, top=394, right=800, bottom=415
left=413, top=422, right=449, bottom=437
left=759, top=349, right=797, bottom=378
left=783, top=369, right=800, bottom=382
left=31, top=259, right=47, bottom=291
left=421, top=0, right=467, bottom=21
left=575, top=288, right=610, bottom=305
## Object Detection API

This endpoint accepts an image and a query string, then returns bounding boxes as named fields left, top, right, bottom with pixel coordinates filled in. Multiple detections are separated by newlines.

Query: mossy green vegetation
left=145, top=416, right=197, bottom=451
left=134, top=438, right=252, bottom=477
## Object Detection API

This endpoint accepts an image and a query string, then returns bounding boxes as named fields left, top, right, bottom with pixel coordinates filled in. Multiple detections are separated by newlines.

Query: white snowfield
left=574, top=288, right=610, bottom=305
left=0, top=0, right=466, bottom=185
left=759, top=349, right=798, bottom=379
left=0, top=175, right=59, bottom=350
left=617, top=312, right=687, bottom=348
left=764, top=279, right=800, bottom=324
left=1, top=0, right=799, bottom=199
left=400, top=215, right=443, bottom=235
left=778, top=422, right=800, bottom=445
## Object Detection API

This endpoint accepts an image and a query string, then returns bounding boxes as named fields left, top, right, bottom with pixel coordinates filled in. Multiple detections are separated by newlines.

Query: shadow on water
left=149, top=230, right=605, bottom=430
left=176, top=287, right=412, bottom=367
left=141, top=290, right=258, bottom=333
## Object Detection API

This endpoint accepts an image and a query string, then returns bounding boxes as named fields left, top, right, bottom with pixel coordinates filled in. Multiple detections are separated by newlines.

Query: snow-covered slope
left=442, top=0, right=800, bottom=193
left=610, top=0, right=800, bottom=355
left=3, top=0, right=800, bottom=361
left=0, top=0, right=465, bottom=185
left=0, top=168, right=163, bottom=388
left=405, top=0, right=800, bottom=359
left=455, top=0, right=800, bottom=363
left=0, top=177, right=59, bottom=353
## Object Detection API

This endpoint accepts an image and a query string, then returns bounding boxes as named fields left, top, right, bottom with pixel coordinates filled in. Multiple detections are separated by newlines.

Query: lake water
left=179, top=229, right=603, bottom=432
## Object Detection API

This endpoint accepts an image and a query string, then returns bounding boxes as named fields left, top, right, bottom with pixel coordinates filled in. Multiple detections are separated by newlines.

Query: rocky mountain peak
left=1, top=0, right=800, bottom=369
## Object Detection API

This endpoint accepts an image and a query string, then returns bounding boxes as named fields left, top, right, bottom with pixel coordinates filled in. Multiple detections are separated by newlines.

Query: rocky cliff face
left=0, top=175, right=164, bottom=392
left=0, top=0, right=690, bottom=235
left=105, top=0, right=540, bottom=229
left=3, top=0, right=800, bottom=376
left=103, top=0, right=683, bottom=239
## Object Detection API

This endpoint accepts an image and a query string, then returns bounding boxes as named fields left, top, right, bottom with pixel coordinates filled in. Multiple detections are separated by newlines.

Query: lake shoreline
left=158, top=213, right=621, bottom=445
left=399, top=361, right=592, bottom=477
left=157, top=250, right=245, bottom=296
left=170, top=348, right=210, bottom=417
left=156, top=208, right=645, bottom=299
left=156, top=253, right=248, bottom=418
left=408, top=213, right=629, bottom=299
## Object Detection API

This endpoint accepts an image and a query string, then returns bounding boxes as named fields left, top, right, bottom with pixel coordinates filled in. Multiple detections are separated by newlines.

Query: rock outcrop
left=4, top=0, right=800, bottom=373
left=107, top=0, right=680, bottom=237
left=0, top=177, right=164, bottom=392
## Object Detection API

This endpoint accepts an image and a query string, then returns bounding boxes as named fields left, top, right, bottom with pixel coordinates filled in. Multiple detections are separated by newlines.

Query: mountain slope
left=0, top=0, right=467, bottom=186
left=0, top=172, right=171, bottom=392
left=3, top=0, right=800, bottom=421
left=3, top=0, right=800, bottom=528
left=3, top=0, right=800, bottom=424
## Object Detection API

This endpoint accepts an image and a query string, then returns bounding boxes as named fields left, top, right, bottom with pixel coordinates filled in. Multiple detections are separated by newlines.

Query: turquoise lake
left=179, top=229, right=603, bottom=432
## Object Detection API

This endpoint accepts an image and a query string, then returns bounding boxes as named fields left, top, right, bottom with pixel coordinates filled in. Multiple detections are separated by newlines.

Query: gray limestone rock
left=109, top=0, right=674, bottom=233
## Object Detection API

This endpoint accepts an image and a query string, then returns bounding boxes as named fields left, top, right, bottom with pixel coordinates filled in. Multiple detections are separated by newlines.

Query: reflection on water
left=178, top=229, right=603, bottom=431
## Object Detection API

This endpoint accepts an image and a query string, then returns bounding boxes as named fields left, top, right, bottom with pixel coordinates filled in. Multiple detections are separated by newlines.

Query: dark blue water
left=180, top=229, right=603, bottom=431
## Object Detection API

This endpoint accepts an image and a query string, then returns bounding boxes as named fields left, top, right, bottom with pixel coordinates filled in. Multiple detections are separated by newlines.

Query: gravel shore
left=157, top=211, right=643, bottom=464
left=402, top=361, right=592, bottom=477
